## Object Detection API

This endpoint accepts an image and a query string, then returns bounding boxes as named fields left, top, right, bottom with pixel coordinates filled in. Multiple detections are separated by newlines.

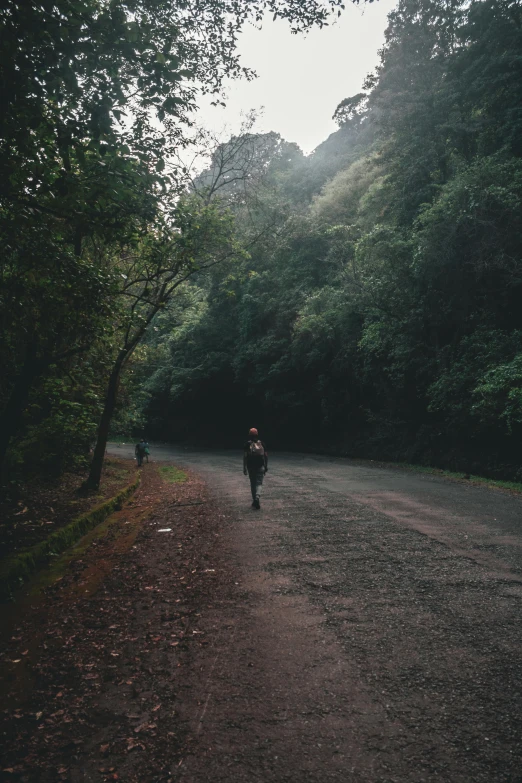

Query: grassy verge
left=158, top=465, right=187, bottom=484
left=0, top=473, right=140, bottom=600
left=366, top=459, right=522, bottom=494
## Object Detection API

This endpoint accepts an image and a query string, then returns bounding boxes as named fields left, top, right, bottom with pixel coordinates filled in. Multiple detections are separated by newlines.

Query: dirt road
left=102, top=445, right=522, bottom=783
left=2, top=447, right=522, bottom=782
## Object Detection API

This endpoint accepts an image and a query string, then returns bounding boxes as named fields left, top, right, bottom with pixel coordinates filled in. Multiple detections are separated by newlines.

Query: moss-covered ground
left=0, top=472, right=140, bottom=599
left=0, top=457, right=135, bottom=559
left=158, top=465, right=187, bottom=484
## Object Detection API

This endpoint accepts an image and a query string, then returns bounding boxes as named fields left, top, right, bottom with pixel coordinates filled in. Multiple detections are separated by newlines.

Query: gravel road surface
left=106, top=444, right=522, bottom=782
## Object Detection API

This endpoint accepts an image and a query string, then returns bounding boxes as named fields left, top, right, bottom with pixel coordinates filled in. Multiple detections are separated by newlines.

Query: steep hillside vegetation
left=130, top=0, right=522, bottom=479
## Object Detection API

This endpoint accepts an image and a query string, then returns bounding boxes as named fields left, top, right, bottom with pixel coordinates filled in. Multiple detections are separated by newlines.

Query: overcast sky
left=195, top=0, right=396, bottom=154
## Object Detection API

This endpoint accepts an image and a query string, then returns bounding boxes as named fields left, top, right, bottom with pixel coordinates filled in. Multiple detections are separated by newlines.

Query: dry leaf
left=134, top=721, right=156, bottom=733
left=127, top=739, right=146, bottom=752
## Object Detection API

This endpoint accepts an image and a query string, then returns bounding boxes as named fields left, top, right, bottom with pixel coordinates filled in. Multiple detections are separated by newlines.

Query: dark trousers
left=248, top=466, right=265, bottom=500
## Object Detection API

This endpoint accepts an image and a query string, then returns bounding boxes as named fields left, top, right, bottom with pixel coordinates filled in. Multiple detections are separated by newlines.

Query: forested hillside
left=125, top=0, right=522, bottom=479
left=2, top=0, right=522, bottom=488
left=0, top=0, right=346, bottom=490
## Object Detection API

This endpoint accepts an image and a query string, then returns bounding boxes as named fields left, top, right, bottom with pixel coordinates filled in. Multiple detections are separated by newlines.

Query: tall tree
left=84, top=195, right=243, bottom=490
left=0, top=0, right=351, bottom=482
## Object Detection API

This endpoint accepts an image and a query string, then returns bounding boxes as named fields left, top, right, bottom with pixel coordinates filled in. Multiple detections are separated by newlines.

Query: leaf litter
left=0, top=463, right=228, bottom=782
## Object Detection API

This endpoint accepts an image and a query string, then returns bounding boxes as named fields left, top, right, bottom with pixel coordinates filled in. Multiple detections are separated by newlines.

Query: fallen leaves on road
left=0, top=464, right=226, bottom=782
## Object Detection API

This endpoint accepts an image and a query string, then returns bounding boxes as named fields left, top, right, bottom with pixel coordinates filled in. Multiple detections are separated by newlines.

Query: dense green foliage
left=132, top=0, right=522, bottom=480
left=3, top=0, right=522, bottom=483
left=0, top=0, right=346, bottom=484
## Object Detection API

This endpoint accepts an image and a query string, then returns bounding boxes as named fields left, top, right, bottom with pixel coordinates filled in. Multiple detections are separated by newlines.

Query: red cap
left=249, top=428, right=258, bottom=437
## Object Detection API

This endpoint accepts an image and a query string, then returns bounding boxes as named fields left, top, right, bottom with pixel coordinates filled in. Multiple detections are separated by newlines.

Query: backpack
left=249, top=440, right=265, bottom=459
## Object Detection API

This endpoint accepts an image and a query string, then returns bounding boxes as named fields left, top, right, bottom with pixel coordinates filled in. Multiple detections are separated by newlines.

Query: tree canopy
left=0, top=0, right=351, bottom=483
left=128, top=0, right=522, bottom=481
left=3, top=0, right=522, bottom=485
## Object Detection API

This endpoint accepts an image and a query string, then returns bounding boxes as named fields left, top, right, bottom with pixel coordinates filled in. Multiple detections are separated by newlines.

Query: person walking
left=135, top=438, right=147, bottom=467
left=243, top=428, right=268, bottom=509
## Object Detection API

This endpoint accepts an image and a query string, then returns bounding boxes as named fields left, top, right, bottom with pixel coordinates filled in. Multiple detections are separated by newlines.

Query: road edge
left=0, top=472, right=141, bottom=600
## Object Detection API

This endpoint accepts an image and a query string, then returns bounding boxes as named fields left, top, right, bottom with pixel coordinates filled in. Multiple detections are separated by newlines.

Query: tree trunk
left=83, top=353, right=126, bottom=492
left=0, top=345, right=41, bottom=485
left=84, top=319, right=152, bottom=492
